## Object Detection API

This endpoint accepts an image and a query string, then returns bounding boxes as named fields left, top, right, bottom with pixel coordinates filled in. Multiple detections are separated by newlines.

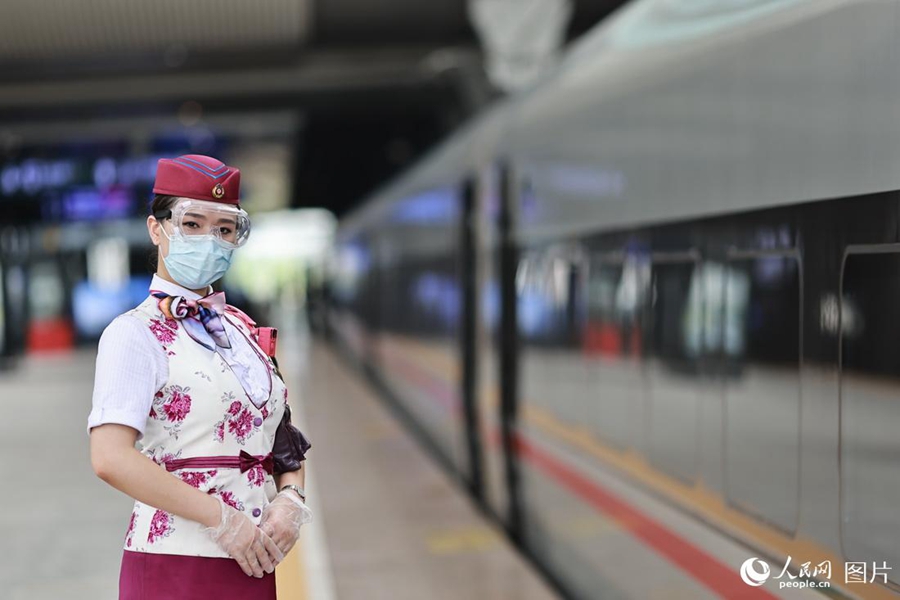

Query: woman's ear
left=147, top=215, right=162, bottom=247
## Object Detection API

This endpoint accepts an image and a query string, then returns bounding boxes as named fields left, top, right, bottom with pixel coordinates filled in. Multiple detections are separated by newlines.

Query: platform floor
left=0, top=328, right=558, bottom=600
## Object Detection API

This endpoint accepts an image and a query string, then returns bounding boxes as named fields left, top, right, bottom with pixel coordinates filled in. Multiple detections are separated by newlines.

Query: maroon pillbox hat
left=153, top=154, right=241, bottom=205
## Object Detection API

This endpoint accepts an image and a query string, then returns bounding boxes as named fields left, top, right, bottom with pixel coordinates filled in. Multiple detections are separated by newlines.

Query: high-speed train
left=328, top=1, right=900, bottom=598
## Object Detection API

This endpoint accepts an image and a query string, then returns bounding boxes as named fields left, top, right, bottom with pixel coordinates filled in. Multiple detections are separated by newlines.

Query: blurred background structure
left=6, top=1, right=900, bottom=600
left=0, top=2, right=620, bottom=599
left=0, top=0, right=617, bottom=360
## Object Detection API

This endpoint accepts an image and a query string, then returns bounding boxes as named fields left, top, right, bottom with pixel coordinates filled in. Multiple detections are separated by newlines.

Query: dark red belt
left=165, top=450, right=274, bottom=475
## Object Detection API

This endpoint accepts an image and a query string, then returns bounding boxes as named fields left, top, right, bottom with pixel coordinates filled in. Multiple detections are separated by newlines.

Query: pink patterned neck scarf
left=152, top=291, right=232, bottom=350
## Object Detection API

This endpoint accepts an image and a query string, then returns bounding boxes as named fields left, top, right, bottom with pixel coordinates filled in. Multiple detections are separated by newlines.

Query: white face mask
left=161, top=227, right=234, bottom=289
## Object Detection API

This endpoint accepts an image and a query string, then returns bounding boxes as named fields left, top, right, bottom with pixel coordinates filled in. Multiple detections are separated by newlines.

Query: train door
left=459, top=176, right=484, bottom=500
left=468, top=162, right=525, bottom=532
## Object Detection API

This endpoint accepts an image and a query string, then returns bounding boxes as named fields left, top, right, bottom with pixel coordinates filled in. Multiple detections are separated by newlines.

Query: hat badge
left=212, top=183, right=225, bottom=199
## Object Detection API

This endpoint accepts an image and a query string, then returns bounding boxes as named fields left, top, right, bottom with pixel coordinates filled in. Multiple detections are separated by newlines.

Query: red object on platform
left=582, top=322, right=642, bottom=358
left=582, top=322, right=620, bottom=356
left=27, top=318, right=74, bottom=353
left=153, top=155, right=241, bottom=205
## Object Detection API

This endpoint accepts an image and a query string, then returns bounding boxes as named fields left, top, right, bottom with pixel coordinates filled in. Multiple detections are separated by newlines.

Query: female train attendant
left=87, top=155, right=312, bottom=599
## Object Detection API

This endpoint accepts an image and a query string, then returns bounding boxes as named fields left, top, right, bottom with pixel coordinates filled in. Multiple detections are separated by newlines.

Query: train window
left=518, top=245, right=589, bottom=430
left=584, top=252, right=647, bottom=451
left=723, top=252, right=800, bottom=535
left=645, top=254, right=703, bottom=483
left=518, top=242, right=631, bottom=599
left=517, top=249, right=580, bottom=346
left=840, top=250, right=900, bottom=575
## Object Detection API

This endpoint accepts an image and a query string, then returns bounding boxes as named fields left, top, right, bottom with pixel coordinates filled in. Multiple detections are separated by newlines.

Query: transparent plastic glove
left=202, top=496, right=285, bottom=578
left=259, top=491, right=313, bottom=555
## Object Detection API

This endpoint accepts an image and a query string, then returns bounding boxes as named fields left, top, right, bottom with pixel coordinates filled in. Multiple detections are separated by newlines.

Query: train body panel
left=331, top=1, right=900, bottom=598
left=507, top=0, right=900, bottom=242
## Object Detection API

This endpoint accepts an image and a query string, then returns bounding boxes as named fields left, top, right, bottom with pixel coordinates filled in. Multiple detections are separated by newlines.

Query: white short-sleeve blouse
left=87, top=275, right=272, bottom=439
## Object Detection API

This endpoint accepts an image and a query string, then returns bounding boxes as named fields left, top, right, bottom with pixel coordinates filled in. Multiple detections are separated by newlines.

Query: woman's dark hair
left=151, top=194, right=179, bottom=218
left=148, top=194, right=179, bottom=271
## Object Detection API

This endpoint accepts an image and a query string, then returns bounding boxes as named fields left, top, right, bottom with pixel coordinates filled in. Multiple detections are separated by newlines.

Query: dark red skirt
left=119, top=550, right=276, bottom=600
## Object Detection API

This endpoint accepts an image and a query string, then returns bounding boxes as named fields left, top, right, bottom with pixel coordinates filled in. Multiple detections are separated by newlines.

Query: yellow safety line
left=276, top=340, right=312, bottom=600
left=276, top=539, right=308, bottom=600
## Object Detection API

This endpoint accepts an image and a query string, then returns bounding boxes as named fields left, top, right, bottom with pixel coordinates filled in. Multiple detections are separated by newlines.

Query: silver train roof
left=341, top=0, right=886, bottom=243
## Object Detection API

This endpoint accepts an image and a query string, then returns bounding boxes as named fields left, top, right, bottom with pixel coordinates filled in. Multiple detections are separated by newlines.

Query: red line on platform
left=386, top=348, right=779, bottom=599
left=514, top=433, right=779, bottom=600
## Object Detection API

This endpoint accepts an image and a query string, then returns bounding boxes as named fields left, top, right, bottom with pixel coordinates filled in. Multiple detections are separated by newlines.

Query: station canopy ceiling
left=0, top=1, right=625, bottom=217
left=0, top=0, right=622, bottom=79
left=0, top=0, right=311, bottom=66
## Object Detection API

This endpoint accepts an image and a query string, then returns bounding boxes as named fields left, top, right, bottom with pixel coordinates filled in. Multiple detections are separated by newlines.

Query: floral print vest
left=123, top=295, right=288, bottom=558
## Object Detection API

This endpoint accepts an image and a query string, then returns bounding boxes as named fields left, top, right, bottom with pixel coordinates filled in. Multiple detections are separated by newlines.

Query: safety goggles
left=154, top=198, right=251, bottom=248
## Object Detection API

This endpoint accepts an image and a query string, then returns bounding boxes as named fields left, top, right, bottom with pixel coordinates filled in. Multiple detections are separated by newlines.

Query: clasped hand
left=259, top=490, right=313, bottom=556
left=203, top=496, right=284, bottom=578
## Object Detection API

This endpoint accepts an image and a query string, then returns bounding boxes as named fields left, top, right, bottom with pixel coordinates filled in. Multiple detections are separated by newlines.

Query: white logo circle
left=740, top=557, right=771, bottom=586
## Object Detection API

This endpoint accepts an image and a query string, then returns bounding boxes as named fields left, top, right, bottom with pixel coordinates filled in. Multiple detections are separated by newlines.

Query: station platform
left=0, top=326, right=558, bottom=600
